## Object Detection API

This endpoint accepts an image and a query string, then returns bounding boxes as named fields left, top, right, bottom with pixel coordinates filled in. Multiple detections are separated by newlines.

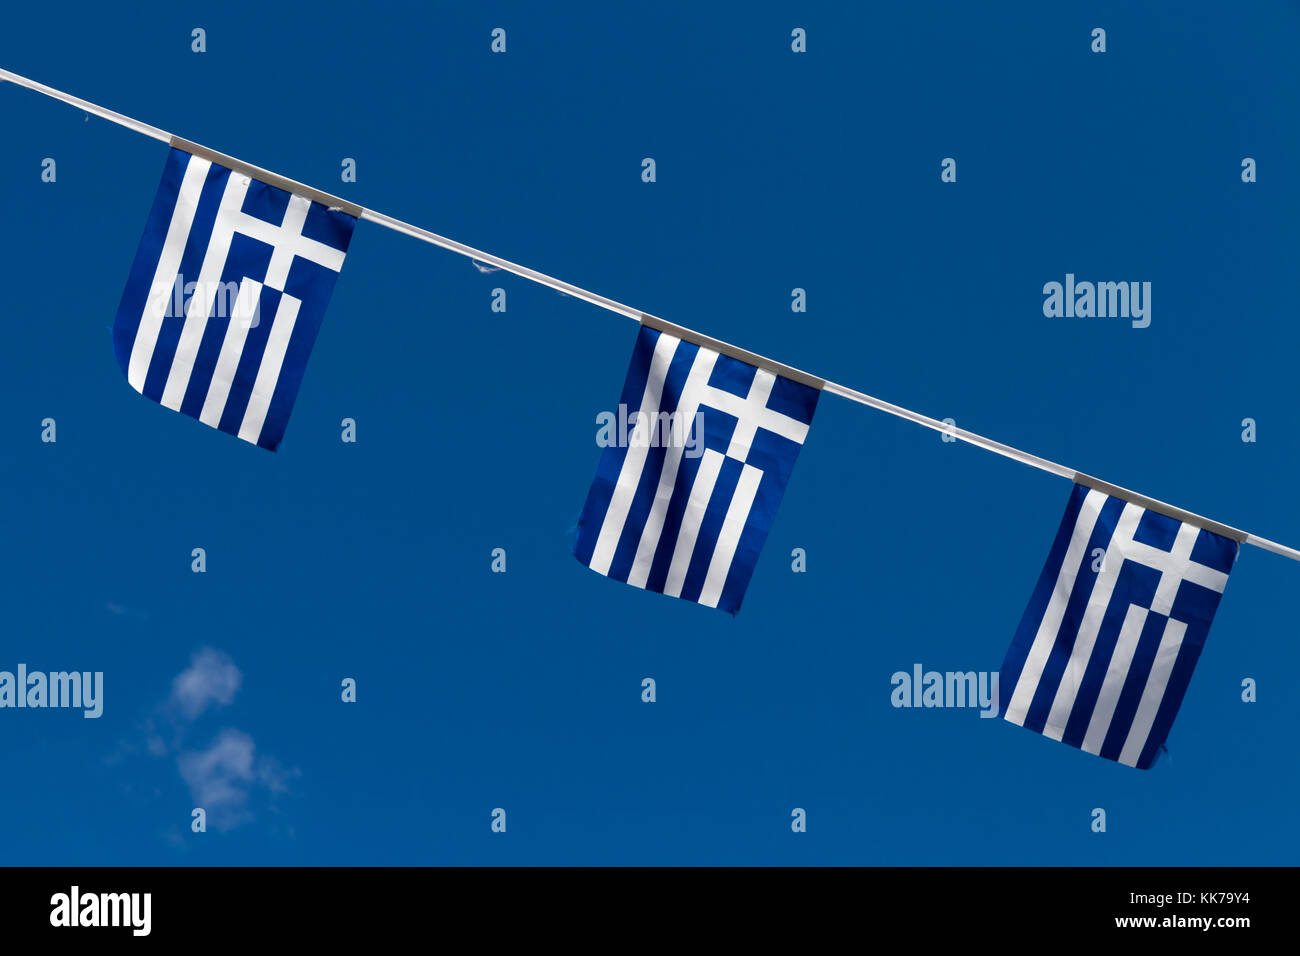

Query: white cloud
left=105, top=601, right=150, bottom=620
left=112, top=649, right=294, bottom=834
left=177, top=728, right=255, bottom=818
left=177, top=729, right=293, bottom=830
left=169, top=648, right=241, bottom=720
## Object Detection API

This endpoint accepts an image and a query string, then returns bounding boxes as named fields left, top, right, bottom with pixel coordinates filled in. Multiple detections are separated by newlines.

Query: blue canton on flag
left=575, top=325, right=819, bottom=613
left=113, top=147, right=356, bottom=450
left=999, top=483, right=1239, bottom=769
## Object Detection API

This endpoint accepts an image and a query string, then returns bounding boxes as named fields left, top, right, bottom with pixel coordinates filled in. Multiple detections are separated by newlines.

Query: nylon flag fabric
left=113, top=147, right=356, bottom=450
left=999, top=483, right=1239, bottom=769
left=575, top=325, right=819, bottom=613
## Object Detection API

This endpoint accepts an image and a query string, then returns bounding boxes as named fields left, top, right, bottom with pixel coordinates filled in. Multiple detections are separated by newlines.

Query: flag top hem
left=1073, top=473, right=1249, bottom=544
left=639, top=313, right=827, bottom=391
left=170, top=136, right=364, bottom=219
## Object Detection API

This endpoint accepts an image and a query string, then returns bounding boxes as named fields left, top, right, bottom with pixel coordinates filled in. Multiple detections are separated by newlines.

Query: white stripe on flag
left=160, top=175, right=252, bottom=410
left=626, top=350, right=717, bottom=588
left=1003, top=488, right=1108, bottom=726
left=236, top=292, right=301, bottom=444
left=1080, top=602, right=1148, bottom=755
left=1042, top=503, right=1144, bottom=740
left=127, top=156, right=211, bottom=392
left=588, top=333, right=679, bottom=576
left=662, top=448, right=725, bottom=598
left=1118, top=617, right=1187, bottom=767
left=698, top=462, right=763, bottom=608
left=198, top=277, right=262, bottom=427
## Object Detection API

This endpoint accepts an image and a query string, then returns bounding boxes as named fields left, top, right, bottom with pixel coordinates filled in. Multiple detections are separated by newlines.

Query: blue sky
left=1, top=1, right=1298, bottom=865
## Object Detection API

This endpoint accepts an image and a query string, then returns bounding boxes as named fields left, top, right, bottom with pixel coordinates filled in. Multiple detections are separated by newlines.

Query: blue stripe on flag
left=679, top=453, right=744, bottom=604
left=1098, top=607, right=1169, bottom=762
left=573, top=330, right=659, bottom=567
left=177, top=231, right=275, bottom=420
left=1020, top=495, right=1124, bottom=735
left=254, top=221, right=356, bottom=450
left=575, top=325, right=818, bottom=613
left=113, top=148, right=355, bottom=450
left=217, top=285, right=282, bottom=437
left=1059, top=560, right=1159, bottom=748
left=1135, top=636, right=1203, bottom=769
left=643, top=448, right=700, bottom=594
left=606, top=340, right=697, bottom=582
left=139, top=162, right=229, bottom=404
left=998, top=483, right=1090, bottom=704
left=113, top=149, right=189, bottom=375
left=1001, top=484, right=1238, bottom=769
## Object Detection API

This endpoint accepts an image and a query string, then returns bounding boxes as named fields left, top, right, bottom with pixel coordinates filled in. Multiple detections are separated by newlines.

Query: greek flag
left=1000, top=483, right=1239, bottom=769
left=575, top=325, right=819, bottom=613
left=113, top=147, right=356, bottom=450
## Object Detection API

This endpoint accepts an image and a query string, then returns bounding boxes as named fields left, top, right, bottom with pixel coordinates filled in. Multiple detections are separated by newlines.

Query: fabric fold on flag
left=113, top=147, right=356, bottom=450
left=575, top=325, right=819, bottom=613
left=999, top=483, right=1239, bottom=769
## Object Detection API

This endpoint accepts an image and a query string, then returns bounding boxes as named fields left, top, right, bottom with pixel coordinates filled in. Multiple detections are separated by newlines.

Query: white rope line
left=1, top=68, right=171, bottom=143
left=358, top=209, right=644, bottom=322
left=4, top=66, right=1297, bottom=561
left=822, top=381, right=1078, bottom=479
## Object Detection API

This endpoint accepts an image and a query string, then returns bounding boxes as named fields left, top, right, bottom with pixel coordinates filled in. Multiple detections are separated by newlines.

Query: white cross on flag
left=575, top=324, right=820, bottom=613
left=113, top=147, right=356, bottom=450
left=999, top=483, right=1239, bottom=769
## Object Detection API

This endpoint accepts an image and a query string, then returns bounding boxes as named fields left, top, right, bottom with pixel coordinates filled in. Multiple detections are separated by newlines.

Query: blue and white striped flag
left=575, top=325, right=819, bottom=613
left=113, top=147, right=356, bottom=450
left=1000, top=483, right=1239, bottom=769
